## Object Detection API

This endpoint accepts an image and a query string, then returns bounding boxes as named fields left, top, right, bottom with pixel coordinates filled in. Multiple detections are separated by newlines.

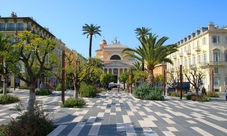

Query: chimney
left=208, top=22, right=214, bottom=30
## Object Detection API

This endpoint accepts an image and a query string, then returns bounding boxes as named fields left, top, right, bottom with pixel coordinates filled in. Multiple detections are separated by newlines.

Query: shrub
left=0, top=94, right=20, bottom=104
left=80, top=85, right=97, bottom=98
left=190, top=94, right=211, bottom=102
left=144, top=86, right=164, bottom=101
left=133, top=83, right=164, bottom=100
left=168, top=91, right=186, bottom=97
left=186, top=94, right=197, bottom=100
left=133, top=82, right=150, bottom=99
left=36, top=89, right=52, bottom=96
left=61, top=98, right=85, bottom=108
left=19, top=85, right=29, bottom=89
left=96, top=87, right=106, bottom=93
left=56, top=83, right=62, bottom=91
left=0, top=103, right=53, bottom=136
left=0, top=88, right=10, bottom=93
left=207, top=92, right=219, bottom=97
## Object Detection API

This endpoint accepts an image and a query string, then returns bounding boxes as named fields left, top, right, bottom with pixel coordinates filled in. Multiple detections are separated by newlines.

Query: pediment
left=104, top=61, right=130, bottom=67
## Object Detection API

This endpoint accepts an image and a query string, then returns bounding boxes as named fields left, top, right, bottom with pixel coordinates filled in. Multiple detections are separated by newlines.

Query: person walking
left=202, top=86, right=206, bottom=96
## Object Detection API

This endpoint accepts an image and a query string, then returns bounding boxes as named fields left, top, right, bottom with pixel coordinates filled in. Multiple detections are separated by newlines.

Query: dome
left=100, top=39, right=107, bottom=46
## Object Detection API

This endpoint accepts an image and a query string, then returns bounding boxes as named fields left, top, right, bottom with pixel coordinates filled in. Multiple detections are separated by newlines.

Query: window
left=110, top=55, right=121, bottom=60
left=214, top=77, right=219, bottom=85
left=198, top=55, right=201, bottom=63
left=204, top=53, right=207, bottom=63
left=197, top=40, right=200, bottom=47
left=214, top=67, right=218, bottom=73
left=225, top=51, right=227, bottom=62
left=189, top=58, right=191, bottom=66
left=212, top=36, right=220, bottom=43
left=7, top=23, right=15, bottom=31
left=17, top=23, right=24, bottom=31
left=0, top=23, right=5, bottom=31
left=193, top=56, right=195, bottom=64
left=213, top=51, right=220, bottom=61
left=203, top=37, right=206, bottom=44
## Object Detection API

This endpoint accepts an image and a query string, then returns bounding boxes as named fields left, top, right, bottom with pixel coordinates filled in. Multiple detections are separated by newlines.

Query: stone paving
left=0, top=89, right=227, bottom=136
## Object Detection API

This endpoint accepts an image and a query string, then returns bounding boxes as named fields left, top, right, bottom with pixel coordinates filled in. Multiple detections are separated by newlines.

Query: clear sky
left=1, top=0, right=226, bottom=58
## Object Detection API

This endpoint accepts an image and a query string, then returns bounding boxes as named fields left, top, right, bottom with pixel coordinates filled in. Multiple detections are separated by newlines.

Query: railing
left=193, top=46, right=201, bottom=52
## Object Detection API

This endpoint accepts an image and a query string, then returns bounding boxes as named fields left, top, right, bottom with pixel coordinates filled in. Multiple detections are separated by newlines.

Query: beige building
left=0, top=12, right=69, bottom=88
left=167, top=22, right=227, bottom=92
left=96, top=38, right=135, bottom=83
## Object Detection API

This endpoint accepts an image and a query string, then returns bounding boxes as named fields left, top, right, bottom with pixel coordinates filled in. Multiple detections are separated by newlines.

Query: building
left=166, top=22, right=227, bottom=92
left=0, top=12, right=69, bottom=88
left=96, top=38, right=135, bottom=83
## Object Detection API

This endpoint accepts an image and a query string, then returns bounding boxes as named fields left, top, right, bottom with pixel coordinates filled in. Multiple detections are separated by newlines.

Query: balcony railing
left=193, top=46, right=201, bottom=52
left=186, top=50, right=191, bottom=55
left=179, top=52, right=183, bottom=57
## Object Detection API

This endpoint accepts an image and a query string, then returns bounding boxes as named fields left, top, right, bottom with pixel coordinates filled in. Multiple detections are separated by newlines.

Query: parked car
left=167, top=82, right=190, bottom=93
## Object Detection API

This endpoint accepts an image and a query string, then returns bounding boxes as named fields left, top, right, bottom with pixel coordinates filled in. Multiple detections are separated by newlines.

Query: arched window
left=110, top=55, right=121, bottom=60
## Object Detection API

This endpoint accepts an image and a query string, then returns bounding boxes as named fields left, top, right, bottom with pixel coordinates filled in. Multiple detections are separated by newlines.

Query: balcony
left=199, top=61, right=224, bottom=68
left=189, top=64, right=196, bottom=68
left=186, top=50, right=191, bottom=55
left=194, top=46, right=201, bottom=52
left=178, top=52, right=183, bottom=57
left=173, top=55, right=177, bottom=59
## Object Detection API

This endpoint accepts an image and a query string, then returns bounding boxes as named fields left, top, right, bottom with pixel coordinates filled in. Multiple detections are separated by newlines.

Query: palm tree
left=82, top=24, right=102, bottom=58
left=135, top=27, right=151, bottom=38
left=123, top=33, right=178, bottom=86
left=134, top=27, right=151, bottom=71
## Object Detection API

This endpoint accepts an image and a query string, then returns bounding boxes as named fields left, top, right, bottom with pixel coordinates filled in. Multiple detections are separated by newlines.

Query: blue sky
left=1, top=0, right=226, bottom=58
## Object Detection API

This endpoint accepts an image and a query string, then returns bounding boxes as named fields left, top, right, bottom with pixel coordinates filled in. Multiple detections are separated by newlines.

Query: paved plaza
left=0, top=89, right=227, bottom=136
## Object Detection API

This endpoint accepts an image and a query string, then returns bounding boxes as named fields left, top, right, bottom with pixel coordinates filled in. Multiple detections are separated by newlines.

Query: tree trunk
left=28, top=83, right=36, bottom=115
left=3, top=75, right=7, bottom=95
left=123, top=81, right=125, bottom=90
left=147, top=69, right=154, bottom=86
left=89, top=35, right=93, bottom=58
left=73, top=82, right=80, bottom=99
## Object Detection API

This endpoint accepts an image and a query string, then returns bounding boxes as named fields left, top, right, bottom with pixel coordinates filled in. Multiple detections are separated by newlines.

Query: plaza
left=0, top=89, right=227, bottom=136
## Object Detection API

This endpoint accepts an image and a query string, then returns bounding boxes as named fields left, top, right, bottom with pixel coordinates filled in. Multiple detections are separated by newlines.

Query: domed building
left=96, top=38, right=135, bottom=83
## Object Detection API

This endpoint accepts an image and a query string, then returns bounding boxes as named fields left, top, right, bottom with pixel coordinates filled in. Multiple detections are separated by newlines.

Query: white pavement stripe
left=88, top=122, right=101, bottom=135
left=68, top=122, right=86, bottom=136
left=191, top=127, right=213, bottom=136
left=97, top=112, right=104, bottom=117
left=87, top=116, right=96, bottom=122
left=163, top=118, right=175, bottom=124
left=167, top=127, right=178, bottom=131
left=195, top=118, right=227, bottom=133
left=47, top=125, right=67, bottom=136
left=72, top=116, right=83, bottom=122
left=162, top=131, right=175, bottom=136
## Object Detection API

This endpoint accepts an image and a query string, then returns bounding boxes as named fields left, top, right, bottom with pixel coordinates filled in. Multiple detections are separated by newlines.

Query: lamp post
left=61, top=51, right=65, bottom=104
left=180, top=65, right=183, bottom=99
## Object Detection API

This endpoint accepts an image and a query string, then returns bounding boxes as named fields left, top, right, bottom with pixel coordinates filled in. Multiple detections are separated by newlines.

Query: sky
left=1, top=0, right=227, bottom=58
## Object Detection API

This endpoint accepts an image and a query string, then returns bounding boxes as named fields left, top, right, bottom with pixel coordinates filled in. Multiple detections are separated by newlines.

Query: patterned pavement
left=0, top=89, right=227, bottom=136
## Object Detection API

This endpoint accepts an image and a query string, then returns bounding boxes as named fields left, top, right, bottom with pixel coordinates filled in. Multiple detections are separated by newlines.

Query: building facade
left=166, top=22, right=227, bottom=92
left=0, top=12, right=69, bottom=88
left=96, top=38, right=135, bottom=83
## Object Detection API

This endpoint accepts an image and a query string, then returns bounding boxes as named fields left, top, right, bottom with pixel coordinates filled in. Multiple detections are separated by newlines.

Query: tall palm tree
left=123, top=33, right=178, bottom=86
left=82, top=24, right=102, bottom=58
left=135, top=27, right=151, bottom=38
left=134, top=27, right=151, bottom=71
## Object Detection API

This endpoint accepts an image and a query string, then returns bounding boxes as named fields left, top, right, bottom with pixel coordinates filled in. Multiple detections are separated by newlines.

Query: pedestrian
left=202, top=86, right=206, bottom=95
left=108, top=85, right=111, bottom=92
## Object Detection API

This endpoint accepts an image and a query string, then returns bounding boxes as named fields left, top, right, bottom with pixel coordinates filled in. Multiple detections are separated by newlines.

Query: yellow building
left=167, top=22, right=227, bottom=92
left=0, top=12, right=69, bottom=88
left=96, top=38, right=135, bottom=83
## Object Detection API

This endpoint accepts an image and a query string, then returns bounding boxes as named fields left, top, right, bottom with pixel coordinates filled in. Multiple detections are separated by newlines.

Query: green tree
left=13, top=31, right=57, bottom=115
left=0, top=33, right=13, bottom=95
left=123, top=33, right=178, bottom=86
left=118, top=71, right=129, bottom=89
left=134, top=27, right=151, bottom=71
left=65, top=51, right=103, bottom=98
left=100, top=73, right=114, bottom=89
left=82, top=24, right=101, bottom=58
